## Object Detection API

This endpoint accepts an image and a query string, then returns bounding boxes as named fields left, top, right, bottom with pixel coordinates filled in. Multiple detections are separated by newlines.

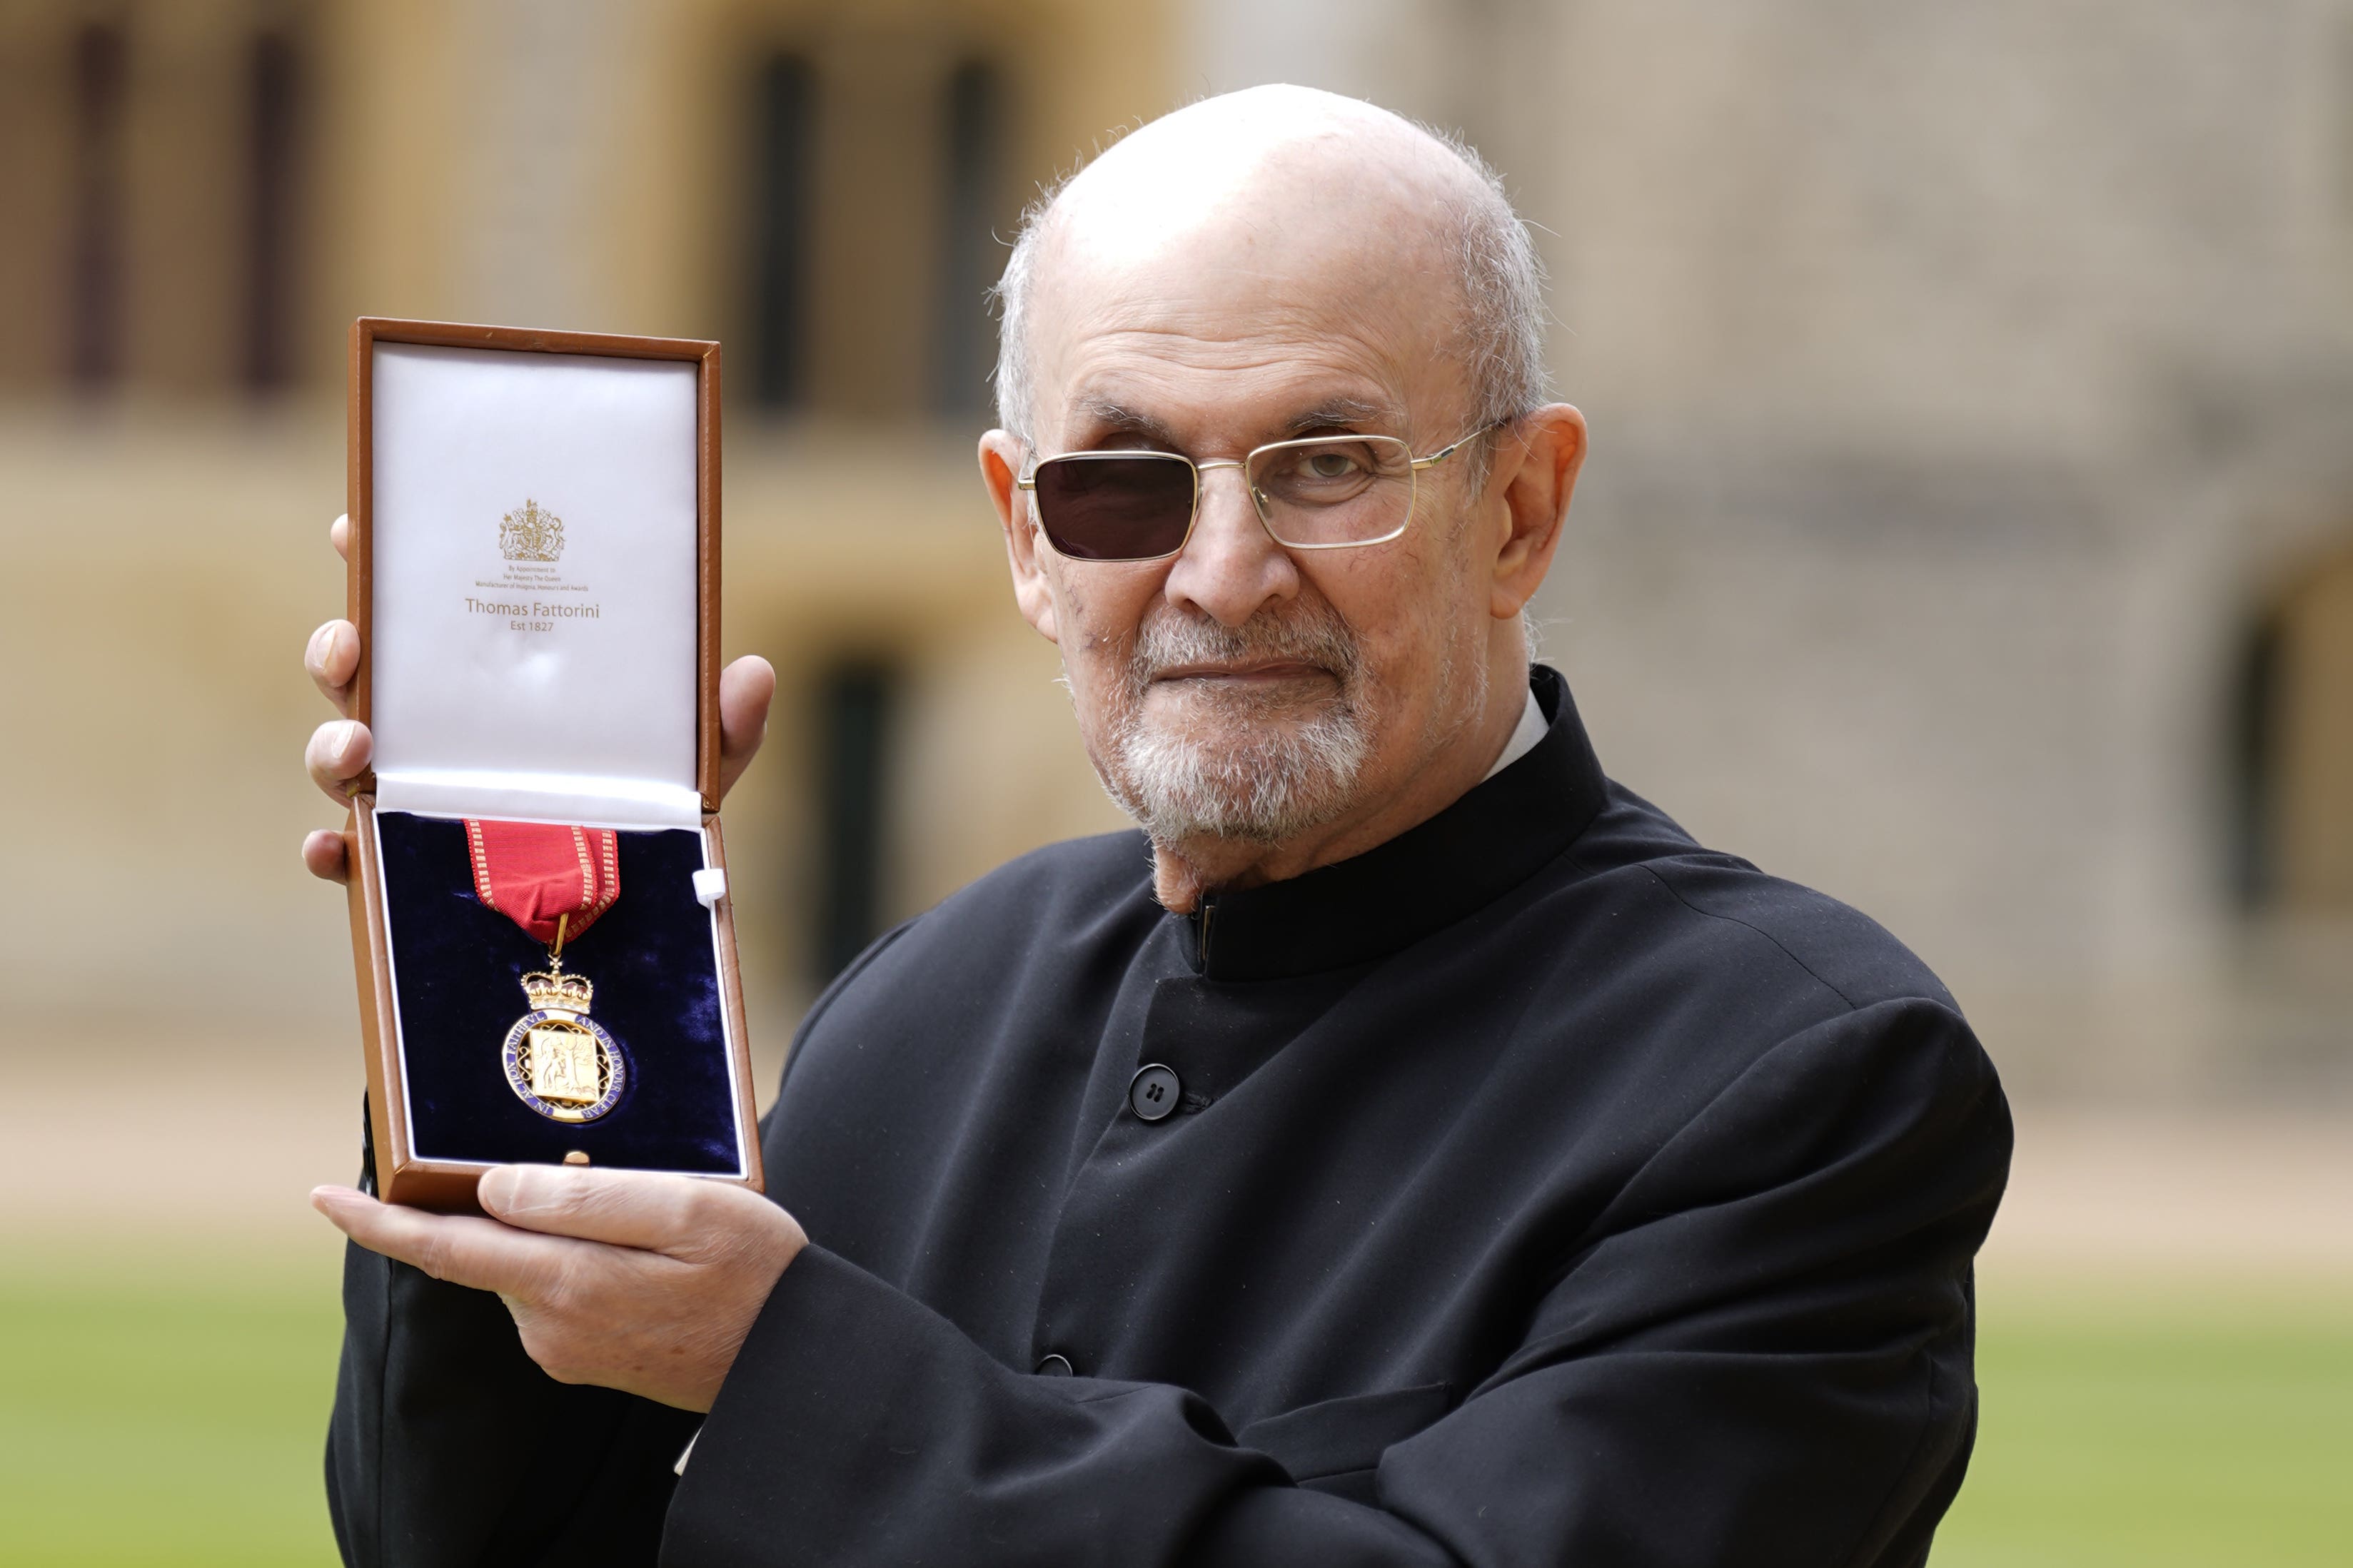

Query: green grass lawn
left=1, top=1257, right=2346, bottom=1565
left=0, top=1251, right=345, bottom=1568
left=1934, top=1285, right=2353, bottom=1567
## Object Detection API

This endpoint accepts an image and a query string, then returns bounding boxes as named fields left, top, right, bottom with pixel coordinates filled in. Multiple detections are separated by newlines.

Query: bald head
left=993, top=86, right=1548, bottom=442
left=972, top=87, right=1588, bottom=902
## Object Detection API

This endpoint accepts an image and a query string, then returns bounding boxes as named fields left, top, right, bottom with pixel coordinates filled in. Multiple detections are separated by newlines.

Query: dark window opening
left=2230, top=543, right=2353, bottom=913
left=2227, top=612, right=2282, bottom=909
left=933, top=59, right=1003, bottom=416
left=750, top=54, right=817, bottom=408
left=243, top=30, right=302, bottom=392
left=812, top=661, right=900, bottom=984
left=68, top=22, right=129, bottom=390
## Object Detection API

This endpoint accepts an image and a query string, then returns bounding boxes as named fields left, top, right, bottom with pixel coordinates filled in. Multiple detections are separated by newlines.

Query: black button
left=1035, top=1353, right=1074, bottom=1377
left=1128, top=1063, right=1181, bottom=1122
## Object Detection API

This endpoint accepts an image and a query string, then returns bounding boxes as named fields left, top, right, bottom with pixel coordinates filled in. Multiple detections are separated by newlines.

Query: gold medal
left=500, top=930, right=627, bottom=1123
left=465, top=819, right=631, bottom=1125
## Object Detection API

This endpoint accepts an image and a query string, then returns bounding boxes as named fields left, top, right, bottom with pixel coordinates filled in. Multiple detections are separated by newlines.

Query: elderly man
left=302, top=87, right=2009, bottom=1566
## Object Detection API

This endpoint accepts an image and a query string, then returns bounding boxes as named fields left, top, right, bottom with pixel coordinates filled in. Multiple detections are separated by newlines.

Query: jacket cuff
left=662, top=1245, right=950, bottom=1556
left=660, top=1245, right=1273, bottom=1567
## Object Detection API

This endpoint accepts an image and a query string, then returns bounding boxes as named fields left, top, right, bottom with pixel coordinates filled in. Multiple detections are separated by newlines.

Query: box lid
left=348, top=320, right=722, bottom=825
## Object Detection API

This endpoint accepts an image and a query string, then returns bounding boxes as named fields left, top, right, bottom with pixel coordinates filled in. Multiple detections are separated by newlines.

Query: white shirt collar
left=1480, top=688, right=1548, bottom=783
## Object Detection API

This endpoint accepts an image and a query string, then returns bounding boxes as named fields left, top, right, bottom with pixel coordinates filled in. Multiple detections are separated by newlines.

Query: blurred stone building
left=1214, top=0, right=2353, bottom=1098
left=2, top=0, right=2348, bottom=1098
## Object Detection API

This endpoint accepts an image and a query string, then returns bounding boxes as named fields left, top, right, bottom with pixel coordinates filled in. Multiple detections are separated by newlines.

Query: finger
left=301, top=827, right=351, bottom=885
left=478, top=1165, right=711, bottom=1253
left=331, top=512, right=350, bottom=562
left=306, top=718, right=373, bottom=803
left=716, top=655, right=775, bottom=799
left=311, top=1185, right=576, bottom=1295
left=306, top=619, right=361, bottom=714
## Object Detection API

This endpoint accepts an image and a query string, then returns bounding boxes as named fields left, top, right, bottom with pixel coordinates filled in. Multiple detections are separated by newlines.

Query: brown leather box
left=341, top=318, right=760, bottom=1210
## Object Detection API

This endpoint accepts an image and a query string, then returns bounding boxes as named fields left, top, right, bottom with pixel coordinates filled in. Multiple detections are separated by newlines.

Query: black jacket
left=328, top=667, right=2011, bottom=1567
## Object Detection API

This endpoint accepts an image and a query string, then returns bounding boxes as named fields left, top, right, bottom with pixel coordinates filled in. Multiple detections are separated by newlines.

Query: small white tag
left=674, top=1430, right=699, bottom=1475
left=692, top=868, right=727, bottom=909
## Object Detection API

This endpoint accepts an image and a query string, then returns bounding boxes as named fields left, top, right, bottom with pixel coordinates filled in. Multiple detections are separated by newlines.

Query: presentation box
left=341, top=318, right=760, bottom=1210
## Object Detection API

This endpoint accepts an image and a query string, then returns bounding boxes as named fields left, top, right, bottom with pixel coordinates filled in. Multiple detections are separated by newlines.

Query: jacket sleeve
left=323, top=1103, right=700, bottom=1568
left=662, top=998, right=2012, bottom=1568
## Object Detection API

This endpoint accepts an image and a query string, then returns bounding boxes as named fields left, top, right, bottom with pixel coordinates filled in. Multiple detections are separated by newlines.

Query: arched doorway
left=2234, top=540, right=2353, bottom=912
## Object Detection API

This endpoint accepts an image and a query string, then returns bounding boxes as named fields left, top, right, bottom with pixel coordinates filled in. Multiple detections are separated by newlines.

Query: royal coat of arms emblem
left=499, top=498, right=565, bottom=562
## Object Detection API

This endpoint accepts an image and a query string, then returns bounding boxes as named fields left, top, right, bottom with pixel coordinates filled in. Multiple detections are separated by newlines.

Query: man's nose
left=1162, top=463, right=1300, bottom=628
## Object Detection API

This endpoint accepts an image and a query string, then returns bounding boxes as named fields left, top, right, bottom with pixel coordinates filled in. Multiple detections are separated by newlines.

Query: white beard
left=1092, top=602, right=1373, bottom=846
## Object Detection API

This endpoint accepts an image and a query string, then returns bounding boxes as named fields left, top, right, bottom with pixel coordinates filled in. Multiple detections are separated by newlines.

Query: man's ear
left=980, top=431, right=1059, bottom=644
left=1486, top=404, right=1586, bottom=619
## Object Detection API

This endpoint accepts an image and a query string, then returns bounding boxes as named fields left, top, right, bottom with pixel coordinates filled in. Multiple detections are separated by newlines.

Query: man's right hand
left=298, top=513, right=777, bottom=885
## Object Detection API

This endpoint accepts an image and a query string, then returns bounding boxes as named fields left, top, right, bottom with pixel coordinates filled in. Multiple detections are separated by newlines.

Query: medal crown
left=523, top=969, right=595, bottom=1015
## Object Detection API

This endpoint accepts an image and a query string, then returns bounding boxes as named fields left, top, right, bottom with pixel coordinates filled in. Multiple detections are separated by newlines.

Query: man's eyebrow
left=1071, top=399, right=1182, bottom=447
left=1067, top=395, right=1404, bottom=448
left=1279, top=398, right=1397, bottom=436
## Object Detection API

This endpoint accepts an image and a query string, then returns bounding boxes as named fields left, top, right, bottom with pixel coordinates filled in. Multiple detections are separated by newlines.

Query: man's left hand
left=312, top=1166, right=807, bottom=1412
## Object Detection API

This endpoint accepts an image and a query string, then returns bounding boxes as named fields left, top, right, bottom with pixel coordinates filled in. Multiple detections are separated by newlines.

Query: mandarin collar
left=1177, top=665, right=1608, bottom=981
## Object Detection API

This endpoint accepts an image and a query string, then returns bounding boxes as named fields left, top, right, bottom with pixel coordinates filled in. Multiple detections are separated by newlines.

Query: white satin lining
left=369, top=342, right=701, bottom=826
left=373, top=768, right=704, bottom=829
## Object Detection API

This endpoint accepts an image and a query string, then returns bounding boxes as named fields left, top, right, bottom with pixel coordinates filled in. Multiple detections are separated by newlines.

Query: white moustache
left=1129, top=606, right=1361, bottom=689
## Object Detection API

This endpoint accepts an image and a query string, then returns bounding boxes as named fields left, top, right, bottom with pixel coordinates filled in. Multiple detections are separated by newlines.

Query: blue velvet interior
left=377, top=811, right=742, bottom=1173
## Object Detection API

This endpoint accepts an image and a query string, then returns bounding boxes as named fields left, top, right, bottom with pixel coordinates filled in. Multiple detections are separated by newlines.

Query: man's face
left=1009, top=178, right=1508, bottom=849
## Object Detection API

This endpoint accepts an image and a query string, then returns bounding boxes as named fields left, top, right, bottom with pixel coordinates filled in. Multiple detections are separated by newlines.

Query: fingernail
left=308, top=624, right=333, bottom=668
left=477, top=1166, right=519, bottom=1213
left=326, top=719, right=358, bottom=763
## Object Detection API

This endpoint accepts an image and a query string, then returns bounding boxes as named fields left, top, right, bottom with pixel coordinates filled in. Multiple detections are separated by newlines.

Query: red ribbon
left=465, top=819, right=620, bottom=946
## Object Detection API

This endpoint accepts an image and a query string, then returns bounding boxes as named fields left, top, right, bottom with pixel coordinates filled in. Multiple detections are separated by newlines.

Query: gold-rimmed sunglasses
left=1015, top=422, right=1506, bottom=562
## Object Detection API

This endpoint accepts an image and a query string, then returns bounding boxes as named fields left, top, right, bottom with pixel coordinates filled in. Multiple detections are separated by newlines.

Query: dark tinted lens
left=1032, top=455, right=1195, bottom=561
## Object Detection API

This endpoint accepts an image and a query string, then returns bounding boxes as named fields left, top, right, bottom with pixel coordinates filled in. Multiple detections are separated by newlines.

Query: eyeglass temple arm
left=1409, top=418, right=1513, bottom=472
